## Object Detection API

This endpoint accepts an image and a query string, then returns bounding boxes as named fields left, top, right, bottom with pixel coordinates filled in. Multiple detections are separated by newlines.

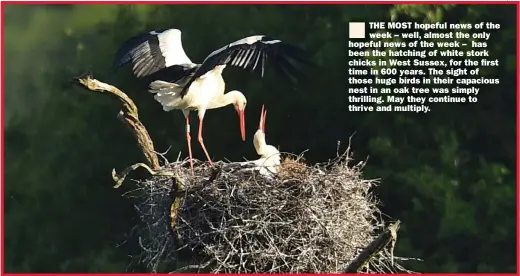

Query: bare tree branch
left=344, top=220, right=401, bottom=273
left=74, top=73, right=162, bottom=187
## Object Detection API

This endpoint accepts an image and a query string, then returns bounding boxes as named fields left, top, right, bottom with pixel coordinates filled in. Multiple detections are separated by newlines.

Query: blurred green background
left=3, top=3, right=517, bottom=273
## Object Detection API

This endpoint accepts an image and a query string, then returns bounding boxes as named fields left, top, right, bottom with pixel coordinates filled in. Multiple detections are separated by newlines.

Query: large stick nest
left=73, top=75, right=413, bottom=273
left=126, top=151, right=412, bottom=273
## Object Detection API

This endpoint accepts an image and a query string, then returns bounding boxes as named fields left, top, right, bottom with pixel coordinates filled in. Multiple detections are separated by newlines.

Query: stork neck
left=260, top=145, right=280, bottom=159
left=212, top=65, right=227, bottom=74
left=207, top=92, right=236, bottom=109
left=253, top=130, right=266, bottom=155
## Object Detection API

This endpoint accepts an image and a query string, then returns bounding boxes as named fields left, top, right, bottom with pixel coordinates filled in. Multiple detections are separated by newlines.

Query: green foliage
left=3, top=4, right=516, bottom=273
left=363, top=4, right=516, bottom=273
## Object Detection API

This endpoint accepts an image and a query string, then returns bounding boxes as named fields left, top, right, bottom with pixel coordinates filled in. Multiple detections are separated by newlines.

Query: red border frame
left=0, top=1, right=518, bottom=275
left=0, top=1, right=518, bottom=3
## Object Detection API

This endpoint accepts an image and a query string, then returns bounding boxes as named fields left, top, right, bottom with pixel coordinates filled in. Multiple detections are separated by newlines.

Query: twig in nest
left=173, top=260, right=214, bottom=273
left=154, top=145, right=173, bottom=166
left=344, top=220, right=401, bottom=273
left=169, top=176, right=185, bottom=234
left=207, top=165, right=222, bottom=184
left=74, top=72, right=161, bottom=185
left=112, top=163, right=176, bottom=188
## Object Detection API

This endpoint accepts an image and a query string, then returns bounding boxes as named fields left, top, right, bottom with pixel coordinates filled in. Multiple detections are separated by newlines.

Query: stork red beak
left=258, top=105, right=267, bottom=132
left=238, top=108, right=246, bottom=141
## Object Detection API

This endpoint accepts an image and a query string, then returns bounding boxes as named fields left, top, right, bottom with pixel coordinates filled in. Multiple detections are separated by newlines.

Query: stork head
left=229, top=90, right=247, bottom=141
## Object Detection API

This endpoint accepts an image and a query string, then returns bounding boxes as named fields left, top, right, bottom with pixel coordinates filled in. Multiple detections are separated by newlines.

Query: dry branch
left=74, top=73, right=163, bottom=187
left=344, top=220, right=401, bottom=273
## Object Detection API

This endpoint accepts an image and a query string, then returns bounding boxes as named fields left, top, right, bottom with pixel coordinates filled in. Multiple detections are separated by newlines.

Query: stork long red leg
left=185, top=115, right=195, bottom=174
left=197, top=116, right=214, bottom=167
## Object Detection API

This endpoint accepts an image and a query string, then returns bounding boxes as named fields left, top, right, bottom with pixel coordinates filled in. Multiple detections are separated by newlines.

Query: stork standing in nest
left=113, top=28, right=314, bottom=173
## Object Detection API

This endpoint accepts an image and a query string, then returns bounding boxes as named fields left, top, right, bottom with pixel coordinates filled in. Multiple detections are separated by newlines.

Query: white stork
left=248, top=105, right=281, bottom=176
left=113, top=28, right=314, bottom=173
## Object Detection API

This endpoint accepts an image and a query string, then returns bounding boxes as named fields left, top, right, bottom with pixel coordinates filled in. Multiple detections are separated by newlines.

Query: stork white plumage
left=146, top=75, right=247, bottom=172
left=238, top=105, right=281, bottom=177
left=113, top=28, right=313, bottom=173
left=250, top=105, right=281, bottom=176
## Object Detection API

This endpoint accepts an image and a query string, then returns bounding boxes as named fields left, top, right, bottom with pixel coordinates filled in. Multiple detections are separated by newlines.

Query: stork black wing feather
left=113, top=28, right=178, bottom=78
left=113, top=38, right=147, bottom=70
left=275, top=54, right=307, bottom=82
left=113, top=30, right=159, bottom=70
left=246, top=50, right=262, bottom=72
left=142, top=64, right=199, bottom=84
left=178, top=35, right=316, bottom=97
left=276, top=42, right=317, bottom=68
left=270, top=54, right=294, bottom=82
left=145, top=42, right=167, bottom=76
left=133, top=55, right=151, bottom=77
